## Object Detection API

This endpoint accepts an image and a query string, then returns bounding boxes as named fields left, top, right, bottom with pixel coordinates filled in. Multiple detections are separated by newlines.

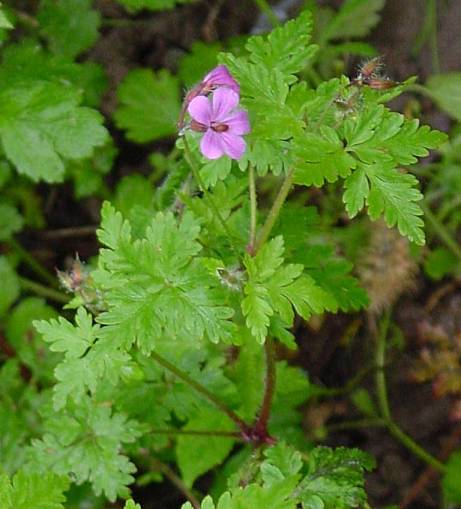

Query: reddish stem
left=251, top=338, right=277, bottom=445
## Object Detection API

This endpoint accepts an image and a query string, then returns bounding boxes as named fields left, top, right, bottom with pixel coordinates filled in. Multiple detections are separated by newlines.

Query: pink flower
left=188, top=88, right=250, bottom=160
left=178, top=65, right=240, bottom=130
left=201, top=65, right=240, bottom=95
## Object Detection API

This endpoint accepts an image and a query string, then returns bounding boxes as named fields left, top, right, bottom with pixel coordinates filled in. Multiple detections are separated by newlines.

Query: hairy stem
left=182, top=136, right=240, bottom=257
left=253, top=338, right=277, bottom=443
left=421, top=201, right=461, bottom=262
left=374, top=313, right=446, bottom=473
left=254, top=168, right=294, bottom=252
left=150, top=349, right=250, bottom=436
left=150, top=428, right=243, bottom=439
left=19, top=276, right=69, bottom=304
left=247, top=164, right=257, bottom=255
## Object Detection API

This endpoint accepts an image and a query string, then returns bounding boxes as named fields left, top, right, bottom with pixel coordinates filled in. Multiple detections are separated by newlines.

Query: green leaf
left=246, top=10, right=318, bottom=79
left=299, top=447, right=375, bottom=509
left=443, top=451, right=461, bottom=503
left=38, top=0, right=101, bottom=59
left=0, top=256, right=19, bottom=317
left=30, top=398, right=142, bottom=502
left=114, top=69, right=180, bottom=143
left=176, top=407, right=236, bottom=487
left=320, top=0, right=385, bottom=43
left=424, top=247, right=459, bottom=280
left=124, top=500, right=142, bottom=509
left=1, top=470, right=69, bottom=509
left=344, top=163, right=425, bottom=245
left=95, top=203, right=235, bottom=350
left=0, top=41, right=108, bottom=107
left=0, top=82, right=108, bottom=182
left=35, top=308, right=130, bottom=409
left=178, top=41, right=222, bottom=87
left=0, top=7, right=12, bottom=29
left=0, top=203, right=23, bottom=240
left=293, top=127, right=356, bottom=187
left=426, top=73, right=461, bottom=122
left=242, top=237, right=336, bottom=342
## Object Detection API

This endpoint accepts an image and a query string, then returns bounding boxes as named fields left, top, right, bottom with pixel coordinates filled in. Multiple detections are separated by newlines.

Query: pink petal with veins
left=211, top=88, right=240, bottom=121
left=224, top=110, right=251, bottom=135
left=187, top=96, right=212, bottom=126
left=201, top=130, right=225, bottom=159
left=220, top=132, right=246, bottom=160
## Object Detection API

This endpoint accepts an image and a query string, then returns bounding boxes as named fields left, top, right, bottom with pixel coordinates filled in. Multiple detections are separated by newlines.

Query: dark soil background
left=17, top=0, right=461, bottom=508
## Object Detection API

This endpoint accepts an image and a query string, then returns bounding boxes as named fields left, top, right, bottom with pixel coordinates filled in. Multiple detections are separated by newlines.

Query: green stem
left=248, top=164, right=257, bottom=255
left=407, top=83, right=439, bottom=103
left=375, top=313, right=446, bottom=473
left=150, top=349, right=250, bottom=436
left=10, top=238, right=58, bottom=287
left=422, top=201, right=461, bottom=262
left=254, top=169, right=294, bottom=252
left=182, top=136, right=240, bottom=257
left=150, top=428, right=242, bottom=439
left=252, top=0, right=280, bottom=27
left=325, top=418, right=385, bottom=433
left=19, top=276, right=69, bottom=304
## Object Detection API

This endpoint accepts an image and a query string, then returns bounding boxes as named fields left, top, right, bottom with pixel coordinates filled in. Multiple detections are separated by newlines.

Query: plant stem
left=10, top=238, right=58, bottom=288
left=254, top=168, right=294, bottom=252
left=182, top=136, right=240, bottom=257
left=150, top=458, right=201, bottom=509
left=150, top=428, right=242, bottom=439
left=325, top=418, right=385, bottom=433
left=252, top=0, right=280, bottom=27
left=374, top=313, right=446, bottom=473
left=421, top=201, right=461, bottom=262
left=19, top=276, right=69, bottom=304
left=253, top=338, right=277, bottom=443
left=150, top=349, right=250, bottom=436
left=248, top=164, right=257, bottom=255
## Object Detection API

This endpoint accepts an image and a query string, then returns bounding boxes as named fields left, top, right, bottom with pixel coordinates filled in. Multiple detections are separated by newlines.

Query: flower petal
left=203, top=65, right=240, bottom=94
left=211, top=88, right=240, bottom=121
left=223, top=110, right=250, bottom=135
left=188, top=96, right=212, bottom=125
left=220, top=132, right=246, bottom=160
left=200, top=130, right=225, bottom=159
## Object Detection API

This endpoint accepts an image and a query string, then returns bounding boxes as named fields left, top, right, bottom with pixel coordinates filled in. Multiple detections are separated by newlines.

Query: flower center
left=211, top=122, right=229, bottom=133
left=190, top=119, right=207, bottom=132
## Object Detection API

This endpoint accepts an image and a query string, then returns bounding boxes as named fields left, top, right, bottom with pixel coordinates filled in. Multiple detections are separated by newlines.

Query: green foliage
left=0, top=81, right=108, bottom=182
left=0, top=469, right=69, bottom=509
left=426, top=73, right=461, bottom=122
left=95, top=202, right=235, bottom=350
left=29, top=397, right=142, bottom=501
left=114, top=68, right=181, bottom=142
left=318, top=0, right=385, bottom=43
left=38, top=0, right=101, bottom=59
left=0, top=5, right=451, bottom=509
left=176, top=407, right=236, bottom=486
left=443, top=451, right=461, bottom=504
left=0, top=256, right=19, bottom=316
left=299, top=447, right=375, bottom=508
left=242, top=236, right=336, bottom=343
left=0, top=4, right=12, bottom=29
